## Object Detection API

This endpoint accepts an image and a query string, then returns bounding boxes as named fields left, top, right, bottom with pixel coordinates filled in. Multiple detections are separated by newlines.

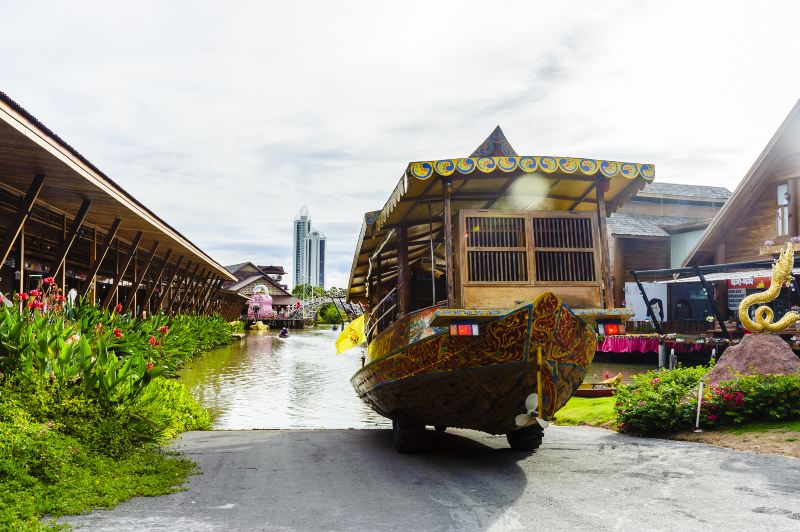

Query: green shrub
left=615, top=366, right=709, bottom=435
left=702, top=373, right=800, bottom=426
left=229, top=320, right=245, bottom=333
left=615, top=366, right=800, bottom=435
left=0, top=283, right=227, bottom=527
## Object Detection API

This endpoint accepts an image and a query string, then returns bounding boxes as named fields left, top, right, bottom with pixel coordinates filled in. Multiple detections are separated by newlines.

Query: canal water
left=179, top=328, right=656, bottom=430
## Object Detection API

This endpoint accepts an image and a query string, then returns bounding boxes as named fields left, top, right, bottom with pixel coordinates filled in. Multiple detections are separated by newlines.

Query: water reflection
left=179, top=327, right=389, bottom=429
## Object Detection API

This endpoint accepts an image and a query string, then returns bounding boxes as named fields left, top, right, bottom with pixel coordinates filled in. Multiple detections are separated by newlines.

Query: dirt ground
left=672, top=429, right=800, bottom=458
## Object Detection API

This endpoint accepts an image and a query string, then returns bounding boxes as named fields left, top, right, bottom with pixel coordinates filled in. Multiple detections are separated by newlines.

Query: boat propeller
left=514, top=393, right=549, bottom=429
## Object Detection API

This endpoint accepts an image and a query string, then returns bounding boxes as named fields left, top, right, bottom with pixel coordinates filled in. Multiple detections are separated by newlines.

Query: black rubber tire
left=506, top=424, right=545, bottom=451
left=434, top=425, right=447, bottom=433
left=392, top=411, right=424, bottom=452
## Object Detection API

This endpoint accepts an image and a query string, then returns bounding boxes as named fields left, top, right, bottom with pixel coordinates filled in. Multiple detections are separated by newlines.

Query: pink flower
left=650, top=378, right=661, bottom=385
left=43, top=276, right=55, bottom=285
left=113, top=328, right=123, bottom=338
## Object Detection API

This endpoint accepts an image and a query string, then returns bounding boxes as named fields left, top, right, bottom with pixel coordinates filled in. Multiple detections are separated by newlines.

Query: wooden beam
left=142, top=248, right=173, bottom=313
left=567, top=183, right=597, bottom=211
left=100, top=231, right=143, bottom=310
left=48, top=199, right=91, bottom=279
left=162, top=260, right=191, bottom=314
left=200, top=278, right=223, bottom=314
left=175, top=265, right=202, bottom=313
left=189, top=272, right=213, bottom=313
left=397, top=225, right=410, bottom=316
left=123, top=240, right=159, bottom=314
left=443, top=177, right=455, bottom=307
left=0, top=174, right=45, bottom=269
left=154, top=255, right=184, bottom=311
left=81, top=218, right=121, bottom=299
left=595, top=179, right=613, bottom=308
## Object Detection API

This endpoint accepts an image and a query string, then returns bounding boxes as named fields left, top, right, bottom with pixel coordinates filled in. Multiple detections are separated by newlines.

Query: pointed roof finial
left=469, top=126, right=518, bottom=158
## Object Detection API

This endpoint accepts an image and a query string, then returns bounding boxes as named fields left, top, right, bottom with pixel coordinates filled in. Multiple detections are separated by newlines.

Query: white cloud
left=2, top=0, right=799, bottom=288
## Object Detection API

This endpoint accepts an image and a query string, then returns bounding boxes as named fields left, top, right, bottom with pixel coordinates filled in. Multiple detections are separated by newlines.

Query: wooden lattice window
left=465, top=216, right=528, bottom=282
left=532, top=216, right=596, bottom=282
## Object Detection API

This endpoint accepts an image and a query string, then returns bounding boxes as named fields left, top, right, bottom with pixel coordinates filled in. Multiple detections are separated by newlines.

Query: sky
left=2, top=0, right=800, bottom=289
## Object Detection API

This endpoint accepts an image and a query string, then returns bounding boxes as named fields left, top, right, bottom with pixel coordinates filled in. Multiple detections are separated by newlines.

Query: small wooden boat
left=574, top=372, right=622, bottom=397
left=346, top=127, right=654, bottom=451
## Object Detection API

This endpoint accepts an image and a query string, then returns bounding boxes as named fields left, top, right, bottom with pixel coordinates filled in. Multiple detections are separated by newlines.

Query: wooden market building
left=0, top=92, right=240, bottom=319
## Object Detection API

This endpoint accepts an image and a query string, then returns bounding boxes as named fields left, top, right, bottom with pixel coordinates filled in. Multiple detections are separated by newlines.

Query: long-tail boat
left=346, top=127, right=654, bottom=451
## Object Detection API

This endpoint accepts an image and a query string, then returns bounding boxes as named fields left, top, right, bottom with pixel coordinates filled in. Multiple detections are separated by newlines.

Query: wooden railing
left=366, top=287, right=398, bottom=342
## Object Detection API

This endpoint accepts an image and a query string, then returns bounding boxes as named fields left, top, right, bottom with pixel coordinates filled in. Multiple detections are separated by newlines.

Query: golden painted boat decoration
left=346, top=127, right=654, bottom=451
left=352, top=293, right=596, bottom=442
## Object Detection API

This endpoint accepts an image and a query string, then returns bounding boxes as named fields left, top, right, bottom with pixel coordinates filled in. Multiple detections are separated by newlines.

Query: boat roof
left=347, top=127, right=655, bottom=301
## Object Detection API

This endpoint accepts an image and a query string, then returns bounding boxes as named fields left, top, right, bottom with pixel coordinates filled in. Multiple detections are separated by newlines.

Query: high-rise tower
left=293, top=206, right=311, bottom=287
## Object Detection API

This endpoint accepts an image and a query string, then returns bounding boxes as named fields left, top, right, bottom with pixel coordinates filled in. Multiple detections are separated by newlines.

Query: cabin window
left=777, top=182, right=790, bottom=237
left=532, top=216, right=596, bottom=282
left=465, top=216, right=528, bottom=282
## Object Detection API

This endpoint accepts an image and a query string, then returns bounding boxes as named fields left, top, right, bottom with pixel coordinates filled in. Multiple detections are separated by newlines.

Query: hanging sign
left=727, top=288, right=746, bottom=311
left=727, top=276, right=771, bottom=290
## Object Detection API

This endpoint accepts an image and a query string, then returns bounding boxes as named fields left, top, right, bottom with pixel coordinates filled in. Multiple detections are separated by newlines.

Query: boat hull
left=351, top=292, right=597, bottom=435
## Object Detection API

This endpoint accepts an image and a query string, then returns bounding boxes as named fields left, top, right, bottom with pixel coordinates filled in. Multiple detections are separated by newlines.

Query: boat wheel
left=392, top=411, right=424, bottom=452
left=506, top=425, right=544, bottom=451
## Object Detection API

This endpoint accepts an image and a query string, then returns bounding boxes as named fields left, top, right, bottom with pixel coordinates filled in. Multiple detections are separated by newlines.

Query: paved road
left=63, top=426, right=800, bottom=531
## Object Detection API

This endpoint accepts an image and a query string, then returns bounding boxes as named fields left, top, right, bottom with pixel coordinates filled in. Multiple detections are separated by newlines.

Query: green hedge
left=0, top=284, right=229, bottom=528
left=615, top=366, right=800, bottom=435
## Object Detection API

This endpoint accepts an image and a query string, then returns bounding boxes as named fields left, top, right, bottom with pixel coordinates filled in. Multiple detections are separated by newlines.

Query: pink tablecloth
left=598, top=335, right=659, bottom=353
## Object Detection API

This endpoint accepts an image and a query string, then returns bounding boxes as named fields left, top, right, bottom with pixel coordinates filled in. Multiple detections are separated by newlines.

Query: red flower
left=723, top=393, right=733, bottom=401
left=145, top=362, right=154, bottom=372
left=30, top=289, right=41, bottom=298
left=707, top=414, right=718, bottom=422
left=114, top=303, right=123, bottom=313
left=27, top=301, right=35, bottom=309
left=113, top=328, right=124, bottom=338
left=650, top=377, right=661, bottom=385
left=148, top=335, right=159, bottom=346
left=18, top=292, right=29, bottom=301
left=43, top=277, right=55, bottom=285
left=159, top=325, right=169, bottom=335
left=0, top=294, right=4, bottom=303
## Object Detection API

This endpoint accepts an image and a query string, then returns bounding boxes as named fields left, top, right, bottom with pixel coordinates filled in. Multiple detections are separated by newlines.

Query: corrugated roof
left=637, top=182, right=731, bottom=201
left=607, top=213, right=704, bottom=237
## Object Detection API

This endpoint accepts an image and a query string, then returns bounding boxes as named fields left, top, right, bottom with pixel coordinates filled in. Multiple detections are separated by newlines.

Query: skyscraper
left=293, top=206, right=311, bottom=287
left=305, top=229, right=326, bottom=288
left=292, top=207, right=326, bottom=288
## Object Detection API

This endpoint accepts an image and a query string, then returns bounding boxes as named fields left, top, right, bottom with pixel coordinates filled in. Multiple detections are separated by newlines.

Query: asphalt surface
left=62, top=426, right=800, bottom=531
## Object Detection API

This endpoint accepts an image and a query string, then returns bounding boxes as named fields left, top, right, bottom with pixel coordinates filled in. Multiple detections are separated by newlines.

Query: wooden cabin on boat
left=347, top=127, right=656, bottom=345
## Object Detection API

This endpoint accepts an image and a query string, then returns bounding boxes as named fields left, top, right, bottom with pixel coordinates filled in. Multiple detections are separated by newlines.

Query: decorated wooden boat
left=574, top=372, right=622, bottom=397
left=346, top=127, right=654, bottom=451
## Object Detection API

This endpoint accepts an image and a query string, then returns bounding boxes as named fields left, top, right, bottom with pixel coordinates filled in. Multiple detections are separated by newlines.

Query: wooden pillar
left=48, top=199, right=91, bottom=280
left=166, top=262, right=192, bottom=314
left=61, top=214, right=67, bottom=290
left=174, top=264, right=200, bottom=313
left=82, top=218, right=121, bottom=300
left=89, top=227, right=97, bottom=302
left=442, top=177, right=455, bottom=308
left=114, top=240, right=120, bottom=307
left=0, top=174, right=45, bottom=270
left=612, top=236, right=626, bottom=308
left=595, top=178, right=613, bottom=308
left=101, top=232, right=143, bottom=310
left=17, top=227, right=24, bottom=304
left=123, top=241, right=159, bottom=314
left=142, top=249, right=173, bottom=313
left=154, top=256, right=183, bottom=311
left=397, top=225, right=410, bottom=317
left=715, top=242, right=728, bottom=320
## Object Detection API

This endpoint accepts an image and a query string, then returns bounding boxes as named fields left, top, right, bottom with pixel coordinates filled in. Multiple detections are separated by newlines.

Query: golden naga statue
left=738, top=242, right=800, bottom=332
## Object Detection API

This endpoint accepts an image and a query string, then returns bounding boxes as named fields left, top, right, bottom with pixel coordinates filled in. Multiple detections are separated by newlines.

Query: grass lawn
left=553, top=396, right=616, bottom=427
left=723, top=419, right=800, bottom=435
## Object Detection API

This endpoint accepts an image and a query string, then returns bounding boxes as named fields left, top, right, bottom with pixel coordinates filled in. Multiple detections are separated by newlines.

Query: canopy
left=348, top=127, right=655, bottom=301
